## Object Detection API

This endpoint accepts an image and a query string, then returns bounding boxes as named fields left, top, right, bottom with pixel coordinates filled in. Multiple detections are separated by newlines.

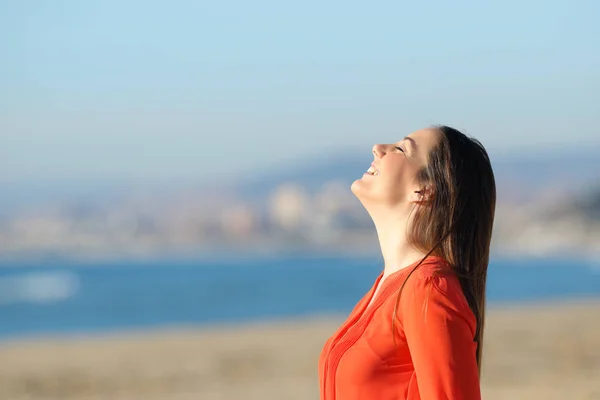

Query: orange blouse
left=318, top=256, right=480, bottom=400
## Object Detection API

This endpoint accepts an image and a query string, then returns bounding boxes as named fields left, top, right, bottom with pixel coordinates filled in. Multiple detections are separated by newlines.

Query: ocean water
left=0, top=255, right=599, bottom=340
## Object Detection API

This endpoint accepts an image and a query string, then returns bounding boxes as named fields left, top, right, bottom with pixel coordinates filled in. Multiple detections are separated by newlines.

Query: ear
left=409, top=186, right=433, bottom=204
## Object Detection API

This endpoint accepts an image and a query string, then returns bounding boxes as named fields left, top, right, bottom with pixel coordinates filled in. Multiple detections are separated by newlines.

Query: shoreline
left=2, top=295, right=599, bottom=345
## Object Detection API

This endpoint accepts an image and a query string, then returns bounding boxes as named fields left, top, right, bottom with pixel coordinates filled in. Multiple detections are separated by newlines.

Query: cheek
left=380, top=165, right=413, bottom=198
left=381, top=176, right=406, bottom=200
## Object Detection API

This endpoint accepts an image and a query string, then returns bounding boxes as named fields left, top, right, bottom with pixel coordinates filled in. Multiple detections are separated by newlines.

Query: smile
left=366, top=164, right=379, bottom=176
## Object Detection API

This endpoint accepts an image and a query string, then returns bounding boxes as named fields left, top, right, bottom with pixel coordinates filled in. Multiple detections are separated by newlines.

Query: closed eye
left=395, top=146, right=405, bottom=152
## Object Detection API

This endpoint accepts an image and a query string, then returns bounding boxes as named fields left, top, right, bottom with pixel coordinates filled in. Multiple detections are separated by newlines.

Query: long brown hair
left=392, top=125, right=496, bottom=374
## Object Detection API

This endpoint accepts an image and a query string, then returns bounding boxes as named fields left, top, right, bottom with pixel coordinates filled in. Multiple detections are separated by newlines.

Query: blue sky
left=1, top=0, right=599, bottom=183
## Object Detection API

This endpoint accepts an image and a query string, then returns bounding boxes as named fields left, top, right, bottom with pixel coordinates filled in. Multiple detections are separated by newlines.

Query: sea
left=1, top=255, right=599, bottom=340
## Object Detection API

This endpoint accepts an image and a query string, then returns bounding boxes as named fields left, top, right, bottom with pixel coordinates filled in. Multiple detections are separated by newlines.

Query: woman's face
left=351, top=128, right=441, bottom=208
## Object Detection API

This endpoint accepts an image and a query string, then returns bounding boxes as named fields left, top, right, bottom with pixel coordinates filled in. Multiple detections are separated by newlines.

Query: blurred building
left=220, top=203, right=256, bottom=238
left=268, top=183, right=311, bottom=232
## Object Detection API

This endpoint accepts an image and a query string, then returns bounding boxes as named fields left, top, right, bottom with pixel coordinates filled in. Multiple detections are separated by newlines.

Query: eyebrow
left=403, top=136, right=417, bottom=151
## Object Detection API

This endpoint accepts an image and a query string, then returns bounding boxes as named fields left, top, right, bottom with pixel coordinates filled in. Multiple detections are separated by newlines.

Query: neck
left=370, top=206, right=428, bottom=277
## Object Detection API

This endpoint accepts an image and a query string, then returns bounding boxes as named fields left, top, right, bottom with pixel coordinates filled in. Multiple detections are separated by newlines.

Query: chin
left=350, top=178, right=364, bottom=197
left=351, top=178, right=372, bottom=205
left=351, top=178, right=392, bottom=213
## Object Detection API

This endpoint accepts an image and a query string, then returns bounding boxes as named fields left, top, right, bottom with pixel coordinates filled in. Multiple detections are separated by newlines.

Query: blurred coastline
left=1, top=255, right=599, bottom=399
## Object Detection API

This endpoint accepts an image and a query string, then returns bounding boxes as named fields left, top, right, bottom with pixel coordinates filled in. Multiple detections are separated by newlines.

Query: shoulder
left=400, top=257, right=475, bottom=329
left=403, top=256, right=458, bottom=292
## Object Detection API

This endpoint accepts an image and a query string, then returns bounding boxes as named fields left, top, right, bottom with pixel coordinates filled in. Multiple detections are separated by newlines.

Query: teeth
left=367, top=167, right=378, bottom=175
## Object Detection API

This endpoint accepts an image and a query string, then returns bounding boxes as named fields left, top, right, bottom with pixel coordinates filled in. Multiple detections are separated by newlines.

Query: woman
left=318, top=126, right=496, bottom=400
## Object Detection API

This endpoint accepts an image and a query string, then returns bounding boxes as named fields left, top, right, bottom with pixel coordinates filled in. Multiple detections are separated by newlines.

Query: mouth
left=365, top=163, right=379, bottom=176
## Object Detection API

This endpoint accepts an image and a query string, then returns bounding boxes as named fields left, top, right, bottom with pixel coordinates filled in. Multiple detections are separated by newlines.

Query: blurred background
left=1, top=1, right=599, bottom=399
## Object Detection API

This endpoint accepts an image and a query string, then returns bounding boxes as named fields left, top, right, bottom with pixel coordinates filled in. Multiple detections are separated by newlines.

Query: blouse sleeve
left=401, top=274, right=481, bottom=400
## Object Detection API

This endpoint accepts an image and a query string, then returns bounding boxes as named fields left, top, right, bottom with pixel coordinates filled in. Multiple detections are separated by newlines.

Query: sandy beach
left=1, top=300, right=599, bottom=400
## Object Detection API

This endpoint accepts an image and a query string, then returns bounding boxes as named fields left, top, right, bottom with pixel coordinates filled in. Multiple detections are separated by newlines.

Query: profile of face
left=351, top=128, right=441, bottom=210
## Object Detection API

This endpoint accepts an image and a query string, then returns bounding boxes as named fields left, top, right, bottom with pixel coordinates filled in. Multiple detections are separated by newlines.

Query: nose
left=372, top=144, right=386, bottom=159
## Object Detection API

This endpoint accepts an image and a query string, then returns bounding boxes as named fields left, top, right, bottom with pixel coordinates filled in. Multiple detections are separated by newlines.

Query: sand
left=1, top=300, right=599, bottom=400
